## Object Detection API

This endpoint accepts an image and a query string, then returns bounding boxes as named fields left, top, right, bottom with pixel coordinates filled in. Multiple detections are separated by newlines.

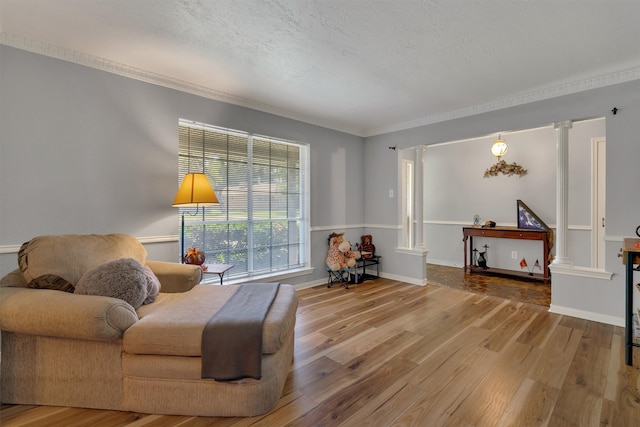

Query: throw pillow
left=18, top=241, right=75, bottom=292
left=74, top=258, right=148, bottom=309
left=142, top=265, right=161, bottom=304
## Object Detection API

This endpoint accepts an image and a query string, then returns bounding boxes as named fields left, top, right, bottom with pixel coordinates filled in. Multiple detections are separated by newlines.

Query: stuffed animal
left=360, top=235, right=375, bottom=258
left=326, top=232, right=361, bottom=271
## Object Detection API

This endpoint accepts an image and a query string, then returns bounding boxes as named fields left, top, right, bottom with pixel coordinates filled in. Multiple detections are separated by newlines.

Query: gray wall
left=0, top=45, right=364, bottom=282
left=2, top=44, right=639, bottom=323
left=363, top=80, right=640, bottom=324
left=422, top=119, right=604, bottom=270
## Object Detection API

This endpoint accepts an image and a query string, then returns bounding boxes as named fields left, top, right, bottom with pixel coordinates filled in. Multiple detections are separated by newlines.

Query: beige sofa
left=0, top=234, right=298, bottom=417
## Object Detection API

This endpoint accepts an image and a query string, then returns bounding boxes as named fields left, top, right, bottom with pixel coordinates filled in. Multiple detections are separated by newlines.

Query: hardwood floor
left=427, top=264, right=551, bottom=307
left=2, top=275, right=640, bottom=426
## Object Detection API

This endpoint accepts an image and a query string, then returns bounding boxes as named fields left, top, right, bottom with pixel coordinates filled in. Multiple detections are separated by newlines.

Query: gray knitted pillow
left=142, top=265, right=161, bottom=304
left=74, top=258, right=148, bottom=309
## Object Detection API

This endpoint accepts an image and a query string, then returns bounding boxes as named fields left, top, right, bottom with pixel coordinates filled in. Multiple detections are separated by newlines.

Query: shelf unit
left=352, top=255, right=381, bottom=283
left=624, top=237, right=640, bottom=366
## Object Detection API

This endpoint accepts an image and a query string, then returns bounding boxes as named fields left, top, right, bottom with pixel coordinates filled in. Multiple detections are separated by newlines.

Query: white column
left=552, top=120, right=572, bottom=265
left=414, top=146, right=426, bottom=249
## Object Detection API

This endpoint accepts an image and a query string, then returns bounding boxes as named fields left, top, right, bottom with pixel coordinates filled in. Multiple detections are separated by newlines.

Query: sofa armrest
left=0, top=287, right=138, bottom=341
left=145, top=260, right=202, bottom=293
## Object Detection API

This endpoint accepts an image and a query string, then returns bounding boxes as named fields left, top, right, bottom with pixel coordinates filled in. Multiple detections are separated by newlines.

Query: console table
left=623, top=238, right=640, bottom=366
left=462, top=226, right=551, bottom=281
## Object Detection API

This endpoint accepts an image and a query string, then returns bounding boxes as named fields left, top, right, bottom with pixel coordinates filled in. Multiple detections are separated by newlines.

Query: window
left=178, top=119, right=309, bottom=280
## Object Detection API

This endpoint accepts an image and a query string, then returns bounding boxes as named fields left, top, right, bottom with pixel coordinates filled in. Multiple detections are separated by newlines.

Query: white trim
left=3, top=32, right=638, bottom=138
left=569, top=225, right=592, bottom=231
left=137, top=235, right=177, bottom=244
left=549, top=304, right=623, bottom=327
left=366, top=68, right=640, bottom=137
left=366, top=224, right=402, bottom=230
left=311, top=224, right=402, bottom=232
left=395, top=247, right=429, bottom=256
left=311, top=224, right=366, bottom=232
left=0, top=235, right=177, bottom=254
left=290, top=271, right=429, bottom=290
left=424, top=220, right=590, bottom=231
left=0, top=33, right=364, bottom=137
left=425, top=220, right=478, bottom=226
left=605, top=234, right=631, bottom=242
left=427, top=259, right=464, bottom=268
left=380, top=272, right=428, bottom=286
left=549, top=264, right=613, bottom=280
left=0, top=245, right=21, bottom=254
left=291, top=278, right=328, bottom=291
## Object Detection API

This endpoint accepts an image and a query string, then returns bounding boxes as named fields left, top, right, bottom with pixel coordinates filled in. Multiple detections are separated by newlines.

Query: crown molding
left=2, top=32, right=638, bottom=138
left=365, top=66, right=640, bottom=137
left=0, top=32, right=364, bottom=137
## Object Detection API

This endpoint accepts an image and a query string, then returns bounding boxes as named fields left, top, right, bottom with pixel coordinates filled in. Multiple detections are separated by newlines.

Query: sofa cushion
left=75, top=258, right=148, bottom=309
left=18, top=234, right=147, bottom=292
left=0, top=269, right=28, bottom=288
left=142, top=265, right=161, bottom=304
left=0, top=287, right=138, bottom=340
left=144, top=260, right=202, bottom=293
left=124, top=284, right=298, bottom=357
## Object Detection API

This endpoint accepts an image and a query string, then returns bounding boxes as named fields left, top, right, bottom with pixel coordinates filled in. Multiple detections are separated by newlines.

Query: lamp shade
left=172, top=173, right=218, bottom=207
left=491, top=138, right=508, bottom=159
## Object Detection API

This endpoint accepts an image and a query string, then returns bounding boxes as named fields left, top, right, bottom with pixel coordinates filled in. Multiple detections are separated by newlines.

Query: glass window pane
left=179, top=121, right=306, bottom=280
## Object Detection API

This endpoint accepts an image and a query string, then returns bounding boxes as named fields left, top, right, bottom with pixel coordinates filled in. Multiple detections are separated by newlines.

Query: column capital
left=553, top=120, right=573, bottom=130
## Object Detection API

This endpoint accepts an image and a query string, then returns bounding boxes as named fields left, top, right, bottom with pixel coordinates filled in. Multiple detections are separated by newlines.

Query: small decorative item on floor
left=520, top=257, right=542, bottom=276
left=477, top=252, right=488, bottom=269
left=477, top=244, right=489, bottom=269
left=360, top=235, right=376, bottom=258
left=184, top=247, right=205, bottom=266
left=326, top=232, right=361, bottom=271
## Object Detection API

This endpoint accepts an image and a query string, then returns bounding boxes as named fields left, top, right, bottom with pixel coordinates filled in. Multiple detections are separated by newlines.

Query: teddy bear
left=326, top=232, right=361, bottom=271
left=360, top=235, right=375, bottom=258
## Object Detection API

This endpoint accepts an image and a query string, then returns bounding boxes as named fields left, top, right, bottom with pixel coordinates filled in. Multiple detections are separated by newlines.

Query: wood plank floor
left=2, top=275, right=640, bottom=426
left=427, top=264, right=551, bottom=307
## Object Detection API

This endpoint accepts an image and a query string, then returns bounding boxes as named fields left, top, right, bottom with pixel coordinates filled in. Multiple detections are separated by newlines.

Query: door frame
left=591, top=137, right=606, bottom=269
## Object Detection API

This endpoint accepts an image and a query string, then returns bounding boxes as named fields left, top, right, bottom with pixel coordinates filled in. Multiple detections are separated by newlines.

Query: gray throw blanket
left=201, top=283, right=280, bottom=381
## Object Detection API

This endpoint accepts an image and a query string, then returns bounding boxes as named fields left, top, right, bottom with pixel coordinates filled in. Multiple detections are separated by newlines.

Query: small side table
left=202, top=263, right=234, bottom=285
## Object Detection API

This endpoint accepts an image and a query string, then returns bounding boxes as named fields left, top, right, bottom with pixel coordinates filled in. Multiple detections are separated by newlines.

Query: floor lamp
left=172, top=172, right=218, bottom=262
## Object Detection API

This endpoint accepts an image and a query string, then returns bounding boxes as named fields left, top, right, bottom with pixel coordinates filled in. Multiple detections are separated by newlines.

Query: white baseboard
left=291, top=272, right=428, bottom=289
left=292, top=278, right=327, bottom=291
left=380, top=272, right=428, bottom=286
left=427, top=259, right=464, bottom=268
left=549, top=304, right=624, bottom=327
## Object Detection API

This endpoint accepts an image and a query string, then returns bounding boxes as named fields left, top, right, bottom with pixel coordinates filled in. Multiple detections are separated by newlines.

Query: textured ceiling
left=1, top=0, right=639, bottom=136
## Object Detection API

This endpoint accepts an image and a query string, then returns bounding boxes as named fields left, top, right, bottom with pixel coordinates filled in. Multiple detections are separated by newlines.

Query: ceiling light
left=491, top=135, right=508, bottom=160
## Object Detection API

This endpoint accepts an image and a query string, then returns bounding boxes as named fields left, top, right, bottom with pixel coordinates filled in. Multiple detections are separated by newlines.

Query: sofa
left=0, top=234, right=298, bottom=417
